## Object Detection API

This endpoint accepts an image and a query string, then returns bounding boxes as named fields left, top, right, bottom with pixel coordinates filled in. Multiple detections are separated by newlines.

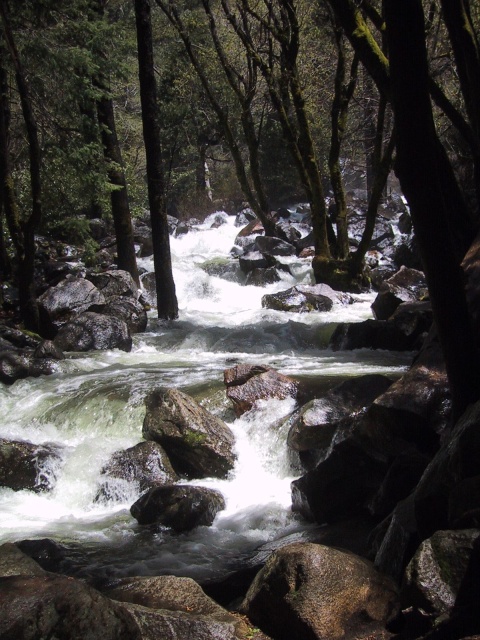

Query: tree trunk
left=134, top=0, right=178, bottom=320
left=95, top=92, right=140, bottom=286
left=440, top=0, right=480, bottom=208
left=328, top=21, right=358, bottom=259
left=1, top=2, right=41, bottom=331
left=385, top=0, right=480, bottom=419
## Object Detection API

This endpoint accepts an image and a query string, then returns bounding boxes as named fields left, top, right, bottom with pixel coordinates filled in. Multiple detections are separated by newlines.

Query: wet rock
left=224, top=363, right=298, bottom=417
left=373, top=495, right=421, bottom=583
left=239, top=251, right=270, bottom=274
left=364, top=339, right=451, bottom=456
left=38, top=277, right=106, bottom=338
left=262, top=286, right=333, bottom=313
left=291, top=419, right=389, bottom=524
left=33, top=339, right=65, bottom=360
left=235, top=218, right=264, bottom=239
left=0, top=326, right=40, bottom=349
left=96, top=441, right=178, bottom=501
left=0, top=351, right=31, bottom=385
left=255, top=235, right=296, bottom=257
left=130, top=484, right=226, bottom=531
left=402, top=529, right=480, bottom=616
left=87, top=269, right=139, bottom=301
left=245, top=266, right=282, bottom=286
left=104, top=574, right=250, bottom=637
left=368, top=450, right=430, bottom=520
left=413, top=399, right=480, bottom=541
left=0, top=438, right=63, bottom=492
left=329, top=314, right=428, bottom=351
left=140, top=271, right=157, bottom=306
left=54, top=311, right=132, bottom=352
left=0, top=574, right=141, bottom=640
left=132, top=222, right=153, bottom=257
left=102, top=297, right=148, bottom=334
left=143, top=388, right=236, bottom=479
left=287, top=374, right=393, bottom=454
left=0, top=542, right=46, bottom=577
left=200, top=258, right=243, bottom=283
left=371, top=266, right=427, bottom=320
left=0, top=345, right=63, bottom=385
left=240, top=542, right=399, bottom=640
left=15, top=539, right=68, bottom=574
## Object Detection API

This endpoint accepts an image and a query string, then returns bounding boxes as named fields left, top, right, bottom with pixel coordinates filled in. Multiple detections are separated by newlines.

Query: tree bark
left=328, top=20, right=358, bottom=259
left=440, top=0, right=480, bottom=206
left=385, top=0, right=480, bottom=419
left=134, top=0, right=178, bottom=320
left=0, top=1, right=41, bottom=331
left=95, top=91, right=140, bottom=286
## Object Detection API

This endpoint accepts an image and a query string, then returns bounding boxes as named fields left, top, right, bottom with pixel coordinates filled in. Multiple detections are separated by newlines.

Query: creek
left=0, top=212, right=412, bottom=585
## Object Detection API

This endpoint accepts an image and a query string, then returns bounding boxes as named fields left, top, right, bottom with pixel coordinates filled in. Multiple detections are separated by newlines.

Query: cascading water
left=0, top=212, right=412, bottom=584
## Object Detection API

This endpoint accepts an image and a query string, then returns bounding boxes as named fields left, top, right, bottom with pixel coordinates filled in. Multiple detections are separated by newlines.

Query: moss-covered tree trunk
left=135, top=0, right=178, bottom=320
left=385, top=0, right=480, bottom=419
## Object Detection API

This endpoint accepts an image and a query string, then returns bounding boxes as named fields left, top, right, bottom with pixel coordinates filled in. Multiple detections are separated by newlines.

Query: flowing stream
left=0, top=212, right=412, bottom=585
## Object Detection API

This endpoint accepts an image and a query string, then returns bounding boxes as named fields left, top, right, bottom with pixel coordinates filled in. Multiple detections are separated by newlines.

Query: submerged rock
left=224, top=363, right=298, bottom=417
left=0, top=438, right=63, bottom=492
left=96, top=441, right=179, bottom=502
left=130, top=484, right=226, bottom=532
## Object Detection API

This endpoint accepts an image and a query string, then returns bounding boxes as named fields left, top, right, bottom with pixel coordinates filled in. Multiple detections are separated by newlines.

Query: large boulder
left=96, top=441, right=178, bottom=502
left=142, top=388, right=236, bottom=479
left=329, top=310, right=430, bottom=351
left=38, top=277, right=105, bottom=337
left=287, top=374, right=393, bottom=454
left=402, top=529, right=480, bottom=616
left=87, top=269, right=139, bottom=301
left=0, top=340, right=64, bottom=385
left=224, top=363, right=298, bottom=417
left=363, top=338, right=451, bottom=456
left=54, top=311, right=132, bottom=352
left=102, top=298, right=148, bottom=334
left=240, top=542, right=399, bottom=640
left=371, top=266, right=427, bottom=321
left=104, top=575, right=250, bottom=637
left=254, top=235, right=296, bottom=257
left=0, top=543, right=47, bottom=577
left=262, top=286, right=333, bottom=313
left=291, top=418, right=389, bottom=524
left=130, top=484, right=226, bottom=531
left=0, top=574, right=141, bottom=640
left=0, top=438, right=63, bottom=492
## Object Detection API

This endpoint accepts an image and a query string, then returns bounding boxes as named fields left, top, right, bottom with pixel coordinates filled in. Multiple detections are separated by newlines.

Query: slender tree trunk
left=134, top=0, right=178, bottom=320
left=440, top=0, right=480, bottom=206
left=0, top=39, right=12, bottom=279
left=385, top=0, right=480, bottom=419
left=1, top=2, right=41, bottom=331
left=95, top=92, right=140, bottom=286
left=92, top=0, right=139, bottom=286
left=78, top=96, right=104, bottom=220
left=328, top=21, right=358, bottom=259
